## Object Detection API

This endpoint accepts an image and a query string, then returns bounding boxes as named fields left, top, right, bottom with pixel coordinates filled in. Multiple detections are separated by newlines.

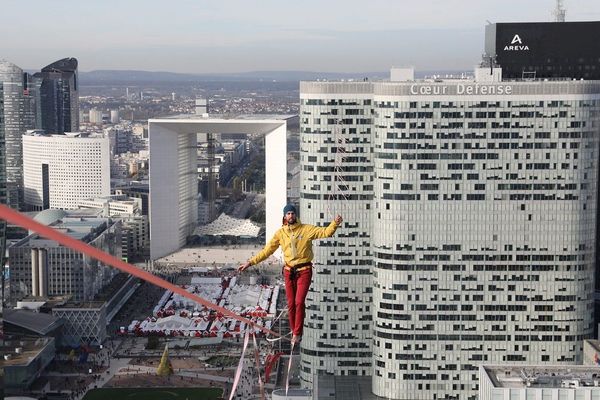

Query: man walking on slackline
left=239, top=204, right=343, bottom=345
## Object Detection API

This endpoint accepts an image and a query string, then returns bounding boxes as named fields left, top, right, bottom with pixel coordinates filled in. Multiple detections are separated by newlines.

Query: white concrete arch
left=149, top=116, right=289, bottom=259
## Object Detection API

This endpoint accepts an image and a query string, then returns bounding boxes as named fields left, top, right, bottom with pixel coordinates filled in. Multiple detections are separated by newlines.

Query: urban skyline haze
left=2, top=0, right=600, bottom=74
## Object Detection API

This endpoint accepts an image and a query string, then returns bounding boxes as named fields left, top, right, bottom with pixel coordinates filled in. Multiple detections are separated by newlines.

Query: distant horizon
left=23, top=66, right=472, bottom=75
left=3, top=0, right=599, bottom=73
left=68, top=68, right=476, bottom=84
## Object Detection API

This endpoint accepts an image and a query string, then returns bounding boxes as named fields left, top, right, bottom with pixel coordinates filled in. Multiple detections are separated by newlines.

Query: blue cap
left=283, top=204, right=297, bottom=215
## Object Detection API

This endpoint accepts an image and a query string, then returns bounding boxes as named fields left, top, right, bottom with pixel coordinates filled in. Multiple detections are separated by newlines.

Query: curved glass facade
left=0, top=61, right=28, bottom=207
left=38, top=57, right=79, bottom=134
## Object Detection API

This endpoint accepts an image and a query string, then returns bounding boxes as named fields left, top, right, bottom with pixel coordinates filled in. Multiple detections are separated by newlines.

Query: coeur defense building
left=298, top=21, right=600, bottom=400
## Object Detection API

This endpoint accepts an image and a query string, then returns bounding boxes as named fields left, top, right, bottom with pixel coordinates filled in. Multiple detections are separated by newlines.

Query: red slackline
left=0, top=204, right=282, bottom=338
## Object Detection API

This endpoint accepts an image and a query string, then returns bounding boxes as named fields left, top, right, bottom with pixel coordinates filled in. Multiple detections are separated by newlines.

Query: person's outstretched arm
left=238, top=231, right=281, bottom=272
left=307, top=215, right=343, bottom=239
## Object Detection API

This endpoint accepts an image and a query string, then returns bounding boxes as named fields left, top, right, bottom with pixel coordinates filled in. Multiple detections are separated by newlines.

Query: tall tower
left=300, top=74, right=599, bottom=399
left=299, top=82, right=375, bottom=383
left=0, top=82, right=7, bottom=305
left=37, top=57, right=79, bottom=134
left=0, top=61, right=33, bottom=209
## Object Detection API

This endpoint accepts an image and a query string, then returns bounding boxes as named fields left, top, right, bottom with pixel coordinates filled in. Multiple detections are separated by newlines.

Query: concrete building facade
left=9, top=215, right=122, bottom=302
left=148, top=116, right=290, bottom=259
left=479, top=365, right=600, bottom=400
left=298, top=82, right=375, bottom=383
left=0, top=83, right=6, bottom=259
left=22, top=131, right=110, bottom=210
left=77, top=195, right=148, bottom=261
left=299, top=71, right=600, bottom=400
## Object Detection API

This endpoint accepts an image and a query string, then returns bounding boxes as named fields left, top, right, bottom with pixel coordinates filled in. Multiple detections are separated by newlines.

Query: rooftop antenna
left=553, top=0, right=566, bottom=22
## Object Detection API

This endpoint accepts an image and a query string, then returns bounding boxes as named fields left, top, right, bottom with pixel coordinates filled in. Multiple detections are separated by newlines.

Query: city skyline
left=2, top=7, right=600, bottom=400
left=2, top=0, right=600, bottom=74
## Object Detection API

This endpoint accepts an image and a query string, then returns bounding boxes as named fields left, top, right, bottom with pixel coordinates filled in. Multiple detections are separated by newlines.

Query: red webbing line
left=251, top=333, right=266, bottom=399
left=0, top=204, right=280, bottom=338
left=285, top=341, right=295, bottom=396
left=228, top=330, right=250, bottom=400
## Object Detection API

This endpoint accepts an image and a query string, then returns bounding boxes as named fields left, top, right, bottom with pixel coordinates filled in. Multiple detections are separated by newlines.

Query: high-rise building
left=300, top=69, right=600, bottom=399
left=22, top=131, right=110, bottom=210
left=0, top=61, right=34, bottom=209
left=0, top=83, right=6, bottom=288
left=24, top=72, right=43, bottom=130
left=89, top=108, right=103, bottom=125
left=36, top=57, right=79, bottom=134
left=110, top=109, right=120, bottom=124
left=298, top=82, right=375, bottom=383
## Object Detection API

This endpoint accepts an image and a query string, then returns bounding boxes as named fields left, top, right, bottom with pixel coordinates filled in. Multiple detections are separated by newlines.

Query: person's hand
left=238, top=261, right=251, bottom=273
left=335, top=215, right=343, bottom=225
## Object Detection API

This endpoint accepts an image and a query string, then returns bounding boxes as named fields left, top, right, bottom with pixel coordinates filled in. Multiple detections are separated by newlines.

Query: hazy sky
left=1, top=0, right=599, bottom=73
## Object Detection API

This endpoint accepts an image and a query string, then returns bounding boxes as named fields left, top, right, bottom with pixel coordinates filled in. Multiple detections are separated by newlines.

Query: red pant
left=284, top=267, right=312, bottom=336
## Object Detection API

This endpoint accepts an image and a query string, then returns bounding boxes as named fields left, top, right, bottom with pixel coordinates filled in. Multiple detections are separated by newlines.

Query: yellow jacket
left=248, top=219, right=339, bottom=267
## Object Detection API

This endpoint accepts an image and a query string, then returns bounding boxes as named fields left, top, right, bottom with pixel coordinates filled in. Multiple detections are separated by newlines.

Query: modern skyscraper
left=22, top=131, right=110, bottom=210
left=298, top=83, right=375, bottom=382
left=36, top=57, right=79, bottom=134
left=0, top=83, right=6, bottom=297
left=0, top=61, right=34, bottom=209
left=300, top=67, right=599, bottom=399
left=24, top=72, right=44, bottom=130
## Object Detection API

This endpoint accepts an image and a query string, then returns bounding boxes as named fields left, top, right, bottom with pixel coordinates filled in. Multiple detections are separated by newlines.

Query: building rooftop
left=300, top=77, right=600, bottom=97
left=44, top=217, right=108, bottom=241
left=1, top=336, right=54, bottom=367
left=81, top=194, right=137, bottom=203
left=3, top=309, right=63, bottom=336
left=78, top=195, right=142, bottom=215
left=12, top=214, right=111, bottom=247
left=24, top=130, right=104, bottom=139
left=482, top=365, right=600, bottom=389
left=54, top=301, right=105, bottom=310
left=33, top=209, right=68, bottom=226
left=158, top=113, right=297, bottom=121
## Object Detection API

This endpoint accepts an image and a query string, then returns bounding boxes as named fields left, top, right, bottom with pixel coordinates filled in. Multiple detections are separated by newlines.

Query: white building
left=77, top=195, right=149, bottom=261
left=299, top=69, right=600, bottom=400
left=479, top=365, right=600, bottom=400
left=23, top=131, right=110, bottom=210
left=110, top=109, right=120, bottom=124
left=78, top=195, right=142, bottom=216
left=148, top=115, right=292, bottom=260
left=89, top=108, right=103, bottom=125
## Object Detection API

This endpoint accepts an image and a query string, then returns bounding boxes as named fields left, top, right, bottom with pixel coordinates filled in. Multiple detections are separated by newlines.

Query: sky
left=1, top=0, right=600, bottom=74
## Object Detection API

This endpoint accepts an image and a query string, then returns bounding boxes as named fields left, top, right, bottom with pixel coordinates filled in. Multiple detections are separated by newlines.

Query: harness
left=283, top=262, right=313, bottom=280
